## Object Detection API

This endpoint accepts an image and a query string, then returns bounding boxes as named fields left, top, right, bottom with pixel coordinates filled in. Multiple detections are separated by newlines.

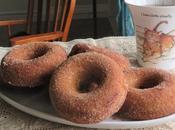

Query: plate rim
left=0, top=92, right=175, bottom=129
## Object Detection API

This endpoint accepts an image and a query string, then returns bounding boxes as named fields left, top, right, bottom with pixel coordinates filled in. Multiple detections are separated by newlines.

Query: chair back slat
left=62, top=0, right=76, bottom=41
left=7, top=25, right=12, bottom=37
left=60, top=0, right=68, bottom=31
left=36, top=0, right=43, bottom=33
left=44, top=0, right=51, bottom=32
left=26, top=0, right=34, bottom=34
left=53, top=0, right=61, bottom=32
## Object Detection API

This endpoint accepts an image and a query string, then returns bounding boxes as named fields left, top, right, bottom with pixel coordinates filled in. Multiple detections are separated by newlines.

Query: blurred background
left=0, top=0, right=134, bottom=46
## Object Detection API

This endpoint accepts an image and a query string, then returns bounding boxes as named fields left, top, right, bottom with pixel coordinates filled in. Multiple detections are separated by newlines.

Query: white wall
left=0, top=0, right=27, bottom=12
left=0, top=0, right=27, bottom=19
left=0, top=0, right=116, bottom=19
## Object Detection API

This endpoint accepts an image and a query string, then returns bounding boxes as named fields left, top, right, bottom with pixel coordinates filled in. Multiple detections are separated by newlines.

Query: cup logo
left=125, top=0, right=175, bottom=70
left=136, top=21, right=175, bottom=62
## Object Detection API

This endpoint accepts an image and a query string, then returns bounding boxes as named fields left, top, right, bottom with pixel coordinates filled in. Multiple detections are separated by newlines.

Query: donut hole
left=30, top=46, right=49, bottom=59
left=78, top=67, right=106, bottom=93
left=8, top=44, right=50, bottom=60
left=138, top=74, right=163, bottom=89
left=14, top=45, right=49, bottom=60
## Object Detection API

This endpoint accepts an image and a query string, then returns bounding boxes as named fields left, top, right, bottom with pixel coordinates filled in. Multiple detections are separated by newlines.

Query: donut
left=1, top=42, right=67, bottom=87
left=69, top=44, right=130, bottom=70
left=49, top=52, right=127, bottom=124
left=119, top=68, right=175, bottom=120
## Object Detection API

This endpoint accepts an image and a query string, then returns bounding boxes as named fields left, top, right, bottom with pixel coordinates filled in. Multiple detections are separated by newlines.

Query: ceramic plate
left=0, top=84, right=175, bottom=129
left=0, top=43, right=174, bottom=129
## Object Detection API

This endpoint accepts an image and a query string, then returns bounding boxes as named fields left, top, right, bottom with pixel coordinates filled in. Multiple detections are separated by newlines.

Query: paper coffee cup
left=125, top=0, right=175, bottom=70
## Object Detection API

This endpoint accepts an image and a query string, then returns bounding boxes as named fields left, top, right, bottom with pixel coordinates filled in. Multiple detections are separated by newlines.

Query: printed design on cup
left=136, top=21, right=175, bottom=62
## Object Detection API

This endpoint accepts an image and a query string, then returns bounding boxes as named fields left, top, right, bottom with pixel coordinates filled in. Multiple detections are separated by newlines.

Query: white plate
left=0, top=80, right=175, bottom=129
left=0, top=41, right=175, bottom=129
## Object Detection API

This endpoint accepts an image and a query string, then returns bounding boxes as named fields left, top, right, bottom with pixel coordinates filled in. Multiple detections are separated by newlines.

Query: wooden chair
left=0, top=0, right=76, bottom=46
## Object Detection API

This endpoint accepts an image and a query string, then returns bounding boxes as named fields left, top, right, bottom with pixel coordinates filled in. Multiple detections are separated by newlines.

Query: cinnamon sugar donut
left=1, top=42, right=67, bottom=87
left=119, top=68, right=175, bottom=120
left=49, top=52, right=127, bottom=124
left=69, top=44, right=130, bottom=70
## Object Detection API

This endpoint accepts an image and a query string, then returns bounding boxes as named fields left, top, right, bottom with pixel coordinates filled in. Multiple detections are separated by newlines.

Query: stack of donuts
left=1, top=42, right=175, bottom=124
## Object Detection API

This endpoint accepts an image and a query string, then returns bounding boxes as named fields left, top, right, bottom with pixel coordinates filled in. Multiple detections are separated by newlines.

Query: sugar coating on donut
left=119, top=68, right=175, bottom=120
left=69, top=43, right=130, bottom=70
left=1, top=42, right=67, bottom=87
left=49, top=52, right=127, bottom=124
